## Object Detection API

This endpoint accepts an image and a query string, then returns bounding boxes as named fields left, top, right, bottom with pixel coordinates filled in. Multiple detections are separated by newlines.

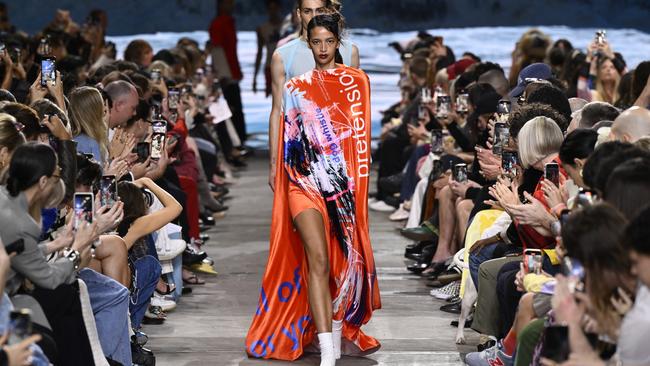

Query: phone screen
left=523, top=249, right=543, bottom=274
left=8, top=309, right=32, bottom=345
left=100, top=175, right=117, bottom=207
left=151, top=133, right=166, bottom=160
left=436, top=95, right=451, bottom=119
left=41, top=57, right=56, bottom=86
left=430, top=129, right=443, bottom=155
left=74, top=193, right=94, bottom=229
left=456, top=93, right=469, bottom=113
left=453, top=163, right=468, bottom=183
left=135, top=142, right=150, bottom=163
left=168, top=89, right=180, bottom=110
left=544, top=163, right=560, bottom=187
left=492, top=123, right=510, bottom=156
left=502, top=151, right=518, bottom=178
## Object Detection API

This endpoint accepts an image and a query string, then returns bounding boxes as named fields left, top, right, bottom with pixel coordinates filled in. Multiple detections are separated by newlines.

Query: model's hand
left=268, top=165, right=276, bottom=192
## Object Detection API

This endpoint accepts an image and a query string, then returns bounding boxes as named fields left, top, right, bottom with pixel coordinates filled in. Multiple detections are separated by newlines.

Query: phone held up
left=453, top=163, right=468, bottom=183
left=544, top=162, right=560, bottom=187
left=151, top=120, right=167, bottom=160
left=492, top=122, right=510, bottom=156
left=41, top=56, right=56, bottom=87
left=73, top=192, right=94, bottom=230
left=100, top=175, right=118, bottom=208
left=8, top=309, right=32, bottom=345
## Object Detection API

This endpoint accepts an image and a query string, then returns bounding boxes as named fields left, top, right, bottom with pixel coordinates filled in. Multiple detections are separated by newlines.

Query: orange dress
left=245, top=66, right=381, bottom=360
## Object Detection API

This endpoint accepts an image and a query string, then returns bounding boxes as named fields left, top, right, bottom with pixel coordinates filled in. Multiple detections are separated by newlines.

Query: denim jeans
left=171, top=253, right=183, bottom=302
left=469, top=242, right=499, bottom=288
left=78, top=269, right=132, bottom=366
left=130, top=255, right=162, bottom=329
left=0, top=294, right=50, bottom=366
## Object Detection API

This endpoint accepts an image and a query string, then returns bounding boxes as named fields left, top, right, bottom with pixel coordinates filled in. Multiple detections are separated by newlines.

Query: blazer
left=0, top=187, right=75, bottom=295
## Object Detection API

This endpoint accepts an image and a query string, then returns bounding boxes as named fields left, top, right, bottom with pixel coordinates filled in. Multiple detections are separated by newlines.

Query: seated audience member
left=610, top=106, right=650, bottom=143
left=577, top=101, right=620, bottom=129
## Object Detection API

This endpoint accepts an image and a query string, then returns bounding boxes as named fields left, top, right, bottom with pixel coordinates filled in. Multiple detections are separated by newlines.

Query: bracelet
left=62, top=247, right=81, bottom=270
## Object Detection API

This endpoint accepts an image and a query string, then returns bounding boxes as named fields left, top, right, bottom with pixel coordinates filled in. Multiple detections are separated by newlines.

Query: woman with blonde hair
left=69, top=86, right=109, bottom=162
left=591, top=57, right=621, bottom=104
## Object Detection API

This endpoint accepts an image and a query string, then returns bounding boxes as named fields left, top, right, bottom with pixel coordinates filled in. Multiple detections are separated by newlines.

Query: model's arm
left=253, top=28, right=264, bottom=93
left=123, top=177, right=182, bottom=250
left=268, top=51, right=286, bottom=192
left=351, top=44, right=360, bottom=68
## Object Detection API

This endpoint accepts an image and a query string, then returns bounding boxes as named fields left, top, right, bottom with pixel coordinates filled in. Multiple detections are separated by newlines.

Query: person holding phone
left=0, top=143, right=97, bottom=364
left=247, top=14, right=379, bottom=364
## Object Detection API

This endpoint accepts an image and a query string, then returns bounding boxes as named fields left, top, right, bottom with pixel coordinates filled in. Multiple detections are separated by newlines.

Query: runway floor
left=147, top=154, right=480, bottom=365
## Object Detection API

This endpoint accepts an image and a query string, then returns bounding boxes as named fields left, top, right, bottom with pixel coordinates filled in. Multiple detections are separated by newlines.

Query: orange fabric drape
left=245, top=66, right=381, bottom=360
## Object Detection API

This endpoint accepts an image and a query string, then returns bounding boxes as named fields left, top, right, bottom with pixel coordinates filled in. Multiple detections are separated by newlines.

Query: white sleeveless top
left=276, top=38, right=355, bottom=80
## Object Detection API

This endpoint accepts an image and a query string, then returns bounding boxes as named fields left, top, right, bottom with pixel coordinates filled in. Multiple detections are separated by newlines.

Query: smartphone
left=8, top=309, right=32, bottom=345
left=151, top=120, right=167, bottom=160
left=41, top=57, right=56, bottom=86
left=135, top=142, right=150, bottom=163
left=430, top=129, right=444, bottom=155
left=523, top=248, right=543, bottom=275
left=492, top=123, right=510, bottom=156
left=544, top=162, right=560, bottom=187
left=74, top=192, right=94, bottom=230
left=168, top=88, right=180, bottom=110
left=436, top=95, right=451, bottom=119
left=100, top=175, right=118, bottom=207
left=456, top=92, right=469, bottom=113
left=5, top=238, right=25, bottom=255
left=453, top=163, right=468, bottom=183
left=0, top=43, right=5, bottom=56
left=496, top=100, right=511, bottom=123
left=540, top=325, right=570, bottom=363
left=150, top=69, right=161, bottom=83
left=562, top=256, right=585, bottom=293
left=151, top=133, right=166, bottom=160
left=502, top=151, right=518, bottom=178
left=417, top=103, right=427, bottom=121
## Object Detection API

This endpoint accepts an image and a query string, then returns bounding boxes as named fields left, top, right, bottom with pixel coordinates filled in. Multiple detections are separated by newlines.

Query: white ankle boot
left=332, top=320, right=343, bottom=359
left=318, top=332, right=336, bottom=366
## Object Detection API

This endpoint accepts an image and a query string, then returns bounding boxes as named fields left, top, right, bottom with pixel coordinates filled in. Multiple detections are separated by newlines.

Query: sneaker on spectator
left=465, top=340, right=513, bottom=366
left=369, top=200, right=396, bottom=212
left=389, top=204, right=409, bottom=221
left=151, top=293, right=177, bottom=312
left=429, top=280, right=460, bottom=300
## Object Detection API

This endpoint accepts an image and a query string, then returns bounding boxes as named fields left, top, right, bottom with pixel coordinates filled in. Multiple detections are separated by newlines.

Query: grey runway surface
left=148, top=154, right=479, bottom=365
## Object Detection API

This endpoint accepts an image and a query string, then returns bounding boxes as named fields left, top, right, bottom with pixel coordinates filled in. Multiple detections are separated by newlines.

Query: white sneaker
left=389, top=204, right=410, bottom=221
left=151, top=293, right=177, bottom=312
left=368, top=197, right=378, bottom=205
left=429, top=280, right=461, bottom=300
left=369, top=200, right=396, bottom=212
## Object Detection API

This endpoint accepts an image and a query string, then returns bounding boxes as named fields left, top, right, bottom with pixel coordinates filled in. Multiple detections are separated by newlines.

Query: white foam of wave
left=107, top=26, right=650, bottom=137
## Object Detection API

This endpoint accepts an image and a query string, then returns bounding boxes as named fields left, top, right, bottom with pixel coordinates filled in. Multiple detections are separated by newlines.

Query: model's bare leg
left=294, top=209, right=333, bottom=332
left=294, top=209, right=335, bottom=365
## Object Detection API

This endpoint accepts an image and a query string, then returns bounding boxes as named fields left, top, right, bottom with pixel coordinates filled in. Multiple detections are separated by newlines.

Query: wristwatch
left=62, top=248, right=81, bottom=270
